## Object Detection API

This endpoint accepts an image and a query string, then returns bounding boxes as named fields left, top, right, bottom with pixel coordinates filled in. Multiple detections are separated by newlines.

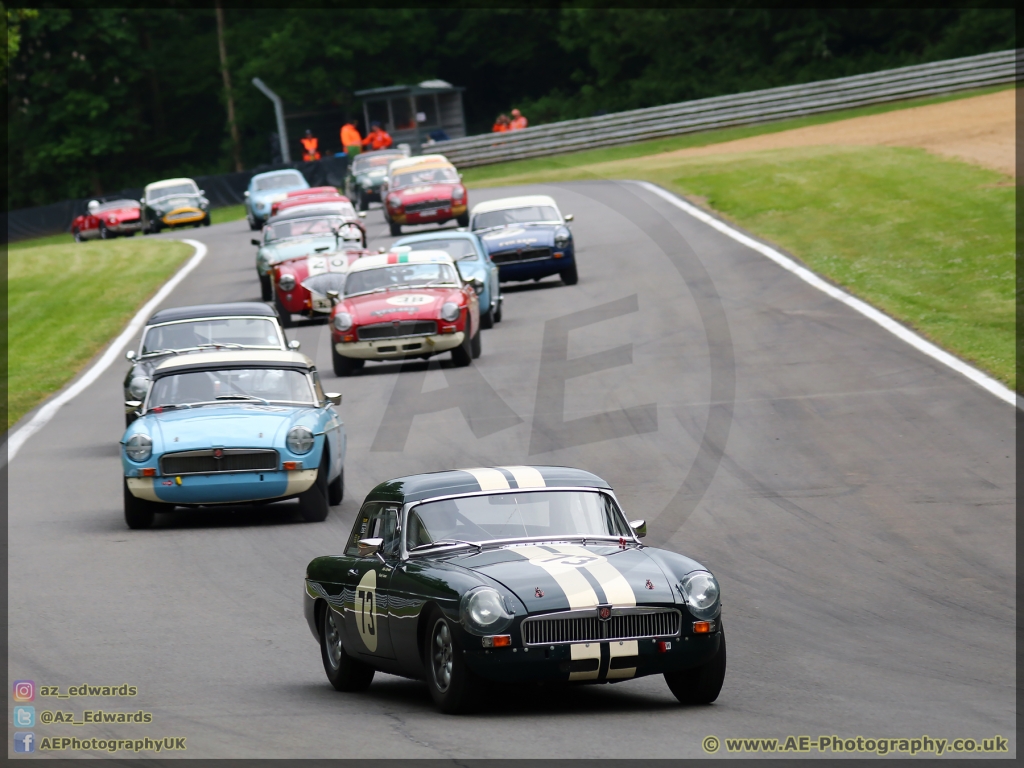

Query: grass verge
left=461, top=84, right=1012, bottom=187
left=7, top=238, right=194, bottom=429
left=467, top=142, right=1015, bottom=390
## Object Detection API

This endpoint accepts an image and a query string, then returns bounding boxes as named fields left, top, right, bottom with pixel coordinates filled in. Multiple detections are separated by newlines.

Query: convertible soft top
left=147, top=302, right=278, bottom=326
left=365, top=466, right=611, bottom=504
left=152, top=350, right=313, bottom=377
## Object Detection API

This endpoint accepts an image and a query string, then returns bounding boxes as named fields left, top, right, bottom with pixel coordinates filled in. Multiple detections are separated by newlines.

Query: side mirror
left=377, top=246, right=387, bottom=254
left=125, top=400, right=142, bottom=411
left=125, top=350, right=137, bottom=361
left=244, top=190, right=250, bottom=197
left=358, top=211, right=367, bottom=218
left=469, top=277, right=485, bottom=295
left=251, top=238, right=261, bottom=246
left=288, top=339, right=301, bottom=350
left=358, top=537, right=383, bottom=558
left=325, top=392, right=342, bottom=406
left=629, top=519, right=647, bottom=539
left=140, top=198, right=146, bottom=205
left=199, top=189, right=206, bottom=195
left=326, top=289, right=340, bottom=306
left=563, top=214, right=574, bottom=222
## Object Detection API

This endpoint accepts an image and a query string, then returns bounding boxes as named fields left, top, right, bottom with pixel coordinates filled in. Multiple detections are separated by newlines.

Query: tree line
left=5, top=6, right=1014, bottom=210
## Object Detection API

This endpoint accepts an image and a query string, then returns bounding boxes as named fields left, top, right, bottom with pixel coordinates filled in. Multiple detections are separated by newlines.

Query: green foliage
left=7, top=238, right=193, bottom=428
left=7, top=7, right=1015, bottom=209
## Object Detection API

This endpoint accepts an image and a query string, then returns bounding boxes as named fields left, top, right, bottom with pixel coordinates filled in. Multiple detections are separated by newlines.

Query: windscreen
left=147, top=183, right=198, bottom=201
left=354, top=153, right=402, bottom=172
left=141, top=318, right=281, bottom=355
left=263, top=216, right=349, bottom=243
left=406, top=490, right=629, bottom=548
left=283, top=202, right=357, bottom=220
left=391, top=167, right=458, bottom=188
left=345, top=263, right=457, bottom=295
left=255, top=173, right=304, bottom=191
left=97, top=199, right=138, bottom=212
left=149, top=368, right=314, bottom=407
left=473, top=206, right=560, bottom=230
left=402, top=239, right=477, bottom=260
left=302, top=272, right=348, bottom=296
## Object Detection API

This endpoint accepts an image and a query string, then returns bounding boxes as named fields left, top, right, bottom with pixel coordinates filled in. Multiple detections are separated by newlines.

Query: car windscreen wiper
left=409, top=539, right=483, bottom=553
left=215, top=394, right=270, bottom=405
left=148, top=403, right=191, bottom=411
left=141, top=348, right=182, bottom=357
left=196, top=342, right=244, bottom=349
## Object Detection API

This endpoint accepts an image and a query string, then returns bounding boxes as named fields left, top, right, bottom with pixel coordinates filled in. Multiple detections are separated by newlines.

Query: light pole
left=252, top=77, right=290, bottom=163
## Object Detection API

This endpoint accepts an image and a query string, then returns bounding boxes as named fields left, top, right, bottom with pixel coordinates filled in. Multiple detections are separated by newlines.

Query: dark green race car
left=304, top=466, right=726, bottom=713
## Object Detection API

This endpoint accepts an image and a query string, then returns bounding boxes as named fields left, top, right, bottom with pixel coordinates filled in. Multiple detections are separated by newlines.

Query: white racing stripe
left=515, top=545, right=599, bottom=609
left=4, top=239, right=209, bottom=466
left=633, top=181, right=1019, bottom=410
left=501, top=465, right=546, bottom=488
left=568, top=642, right=601, bottom=681
left=607, top=640, right=639, bottom=680
left=549, top=545, right=637, bottom=606
left=460, top=467, right=510, bottom=491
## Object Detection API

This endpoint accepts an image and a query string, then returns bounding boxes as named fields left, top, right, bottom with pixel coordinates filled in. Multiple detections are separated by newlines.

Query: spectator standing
left=300, top=129, right=321, bottom=161
left=340, top=119, right=363, bottom=157
left=509, top=108, right=528, bottom=130
left=362, top=122, right=394, bottom=151
left=492, top=114, right=510, bottom=132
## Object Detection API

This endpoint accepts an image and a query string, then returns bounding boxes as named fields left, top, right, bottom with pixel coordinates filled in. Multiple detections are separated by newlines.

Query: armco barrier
left=5, top=156, right=348, bottom=243
left=438, top=49, right=1020, bottom=167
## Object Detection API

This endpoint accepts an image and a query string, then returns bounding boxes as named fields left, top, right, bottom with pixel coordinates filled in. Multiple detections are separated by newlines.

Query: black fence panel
left=5, top=156, right=349, bottom=244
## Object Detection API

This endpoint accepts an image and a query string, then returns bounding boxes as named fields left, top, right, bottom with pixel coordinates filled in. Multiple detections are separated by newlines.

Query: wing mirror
left=358, top=537, right=383, bottom=558
left=629, top=519, right=647, bottom=538
left=326, top=289, right=341, bottom=306
left=325, top=392, right=342, bottom=406
left=244, top=190, right=250, bottom=197
left=125, top=400, right=142, bottom=412
left=288, top=339, right=301, bottom=350
left=563, top=213, right=574, bottom=222
left=377, top=246, right=387, bottom=254
left=125, top=350, right=137, bottom=361
left=358, top=211, right=367, bottom=218
left=469, top=277, right=485, bottom=295
left=251, top=238, right=261, bottom=246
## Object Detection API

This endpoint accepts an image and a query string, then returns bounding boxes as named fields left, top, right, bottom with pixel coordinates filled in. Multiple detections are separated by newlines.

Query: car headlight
left=441, top=302, right=460, bottom=322
left=287, top=426, right=315, bottom=455
left=128, top=376, right=150, bottom=400
left=333, top=312, right=353, bottom=331
left=460, top=587, right=513, bottom=635
left=678, top=571, right=721, bottom=620
left=278, top=273, right=296, bottom=291
left=554, top=227, right=571, bottom=249
left=452, top=186, right=466, bottom=201
left=125, top=433, right=152, bottom=462
left=387, top=194, right=402, bottom=209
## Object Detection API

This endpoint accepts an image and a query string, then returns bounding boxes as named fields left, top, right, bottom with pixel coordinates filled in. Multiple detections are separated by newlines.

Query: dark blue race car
left=469, top=195, right=577, bottom=286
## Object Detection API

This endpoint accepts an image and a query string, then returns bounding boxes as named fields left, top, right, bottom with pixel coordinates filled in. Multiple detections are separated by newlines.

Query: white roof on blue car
left=470, top=195, right=560, bottom=216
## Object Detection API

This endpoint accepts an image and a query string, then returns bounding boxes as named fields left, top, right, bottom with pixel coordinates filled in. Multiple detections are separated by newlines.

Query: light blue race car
left=245, top=169, right=310, bottom=230
left=392, top=230, right=503, bottom=328
left=121, top=350, right=345, bottom=529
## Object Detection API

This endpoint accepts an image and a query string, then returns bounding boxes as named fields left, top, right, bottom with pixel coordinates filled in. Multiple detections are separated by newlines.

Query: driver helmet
left=87, top=200, right=100, bottom=214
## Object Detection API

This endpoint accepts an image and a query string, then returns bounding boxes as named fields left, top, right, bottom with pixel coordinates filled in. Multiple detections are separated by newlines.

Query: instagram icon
left=12, top=681, right=35, bottom=702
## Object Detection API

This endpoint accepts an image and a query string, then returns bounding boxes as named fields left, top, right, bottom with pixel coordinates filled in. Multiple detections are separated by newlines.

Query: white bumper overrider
left=335, top=332, right=464, bottom=360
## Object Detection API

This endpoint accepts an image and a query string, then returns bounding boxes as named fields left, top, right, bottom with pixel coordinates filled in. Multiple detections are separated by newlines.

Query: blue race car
left=469, top=195, right=577, bottom=286
left=121, top=350, right=345, bottom=529
left=392, top=230, right=503, bottom=328
left=245, top=169, right=310, bottom=230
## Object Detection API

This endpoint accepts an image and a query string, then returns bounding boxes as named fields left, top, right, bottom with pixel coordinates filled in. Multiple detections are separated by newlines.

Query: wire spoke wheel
left=325, top=610, right=343, bottom=670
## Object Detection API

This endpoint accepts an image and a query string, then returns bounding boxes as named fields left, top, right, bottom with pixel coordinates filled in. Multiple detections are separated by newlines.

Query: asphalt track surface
left=7, top=181, right=1015, bottom=759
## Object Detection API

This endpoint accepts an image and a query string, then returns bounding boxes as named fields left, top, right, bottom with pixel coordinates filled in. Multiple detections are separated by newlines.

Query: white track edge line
left=631, top=180, right=1018, bottom=410
left=4, top=239, right=209, bottom=466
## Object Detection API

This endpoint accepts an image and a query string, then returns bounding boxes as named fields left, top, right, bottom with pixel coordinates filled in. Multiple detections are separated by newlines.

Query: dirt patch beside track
left=640, top=88, right=1015, bottom=176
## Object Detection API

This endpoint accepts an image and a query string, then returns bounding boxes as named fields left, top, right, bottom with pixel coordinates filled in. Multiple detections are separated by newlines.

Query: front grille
left=165, top=210, right=201, bottom=222
left=160, top=449, right=278, bottom=476
left=404, top=199, right=449, bottom=214
left=358, top=320, right=437, bottom=341
left=490, top=247, right=552, bottom=265
left=521, top=608, right=681, bottom=646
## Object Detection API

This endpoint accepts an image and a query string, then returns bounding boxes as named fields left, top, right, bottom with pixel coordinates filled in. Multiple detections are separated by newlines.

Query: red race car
left=272, top=247, right=369, bottom=327
left=72, top=199, right=143, bottom=241
left=382, top=155, right=468, bottom=237
left=269, top=186, right=343, bottom=217
left=328, top=248, right=482, bottom=376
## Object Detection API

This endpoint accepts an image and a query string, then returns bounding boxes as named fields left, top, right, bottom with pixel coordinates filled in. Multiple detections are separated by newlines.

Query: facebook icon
left=14, top=732, right=35, bottom=753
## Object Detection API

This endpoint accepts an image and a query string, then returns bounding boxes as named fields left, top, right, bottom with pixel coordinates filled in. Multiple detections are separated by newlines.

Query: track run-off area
left=6, top=181, right=1015, bottom=758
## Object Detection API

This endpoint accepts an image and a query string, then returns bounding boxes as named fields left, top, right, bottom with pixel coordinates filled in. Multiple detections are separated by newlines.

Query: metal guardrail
left=440, top=49, right=1020, bottom=167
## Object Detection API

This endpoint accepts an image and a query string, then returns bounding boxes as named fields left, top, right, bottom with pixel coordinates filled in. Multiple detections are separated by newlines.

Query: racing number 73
left=357, top=589, right=375, bottom=636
